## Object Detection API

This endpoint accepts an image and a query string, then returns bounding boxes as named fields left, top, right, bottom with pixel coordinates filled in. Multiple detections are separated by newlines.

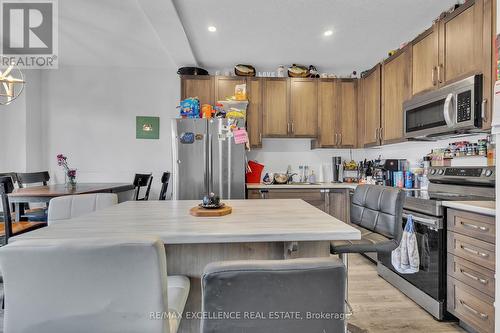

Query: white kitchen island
left=13, top=199, right=360, bottom=332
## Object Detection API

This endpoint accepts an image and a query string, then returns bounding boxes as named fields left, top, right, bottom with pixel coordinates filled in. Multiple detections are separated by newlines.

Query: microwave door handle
left=443, top=93, right=455, bottom=128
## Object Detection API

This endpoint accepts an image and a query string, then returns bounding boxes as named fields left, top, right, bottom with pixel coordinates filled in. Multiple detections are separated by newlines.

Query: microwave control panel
left=456, top=90, right=472, bottom=123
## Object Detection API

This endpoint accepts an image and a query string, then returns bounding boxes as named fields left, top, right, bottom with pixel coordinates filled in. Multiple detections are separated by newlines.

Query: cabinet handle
left=432, top=67, right=437, bottom=86
left=339, top=133, right=343, bottom=146
left=459, top=300, right=488, bottom=320
left=460, top=244, right=489, bottom=258
left=259, top=133, right=262, bottom=143
left=287, top=123, right=290, bottom=134
left=437, top=64, right=443, bottom=84
left=459, top=268, right=488, bottom=285
left=460, top=221, right=489, bottom=232
left=291, top=122, right=294, bottom=134
left=375, top=128, right=379, bottom=141
left=334, top=133, right=338, bottom=146
left=379, top=128, right=383, bottom=142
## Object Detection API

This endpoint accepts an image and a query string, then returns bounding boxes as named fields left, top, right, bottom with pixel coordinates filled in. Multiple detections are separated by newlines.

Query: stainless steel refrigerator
left=172, top=118, right=246, bottom=200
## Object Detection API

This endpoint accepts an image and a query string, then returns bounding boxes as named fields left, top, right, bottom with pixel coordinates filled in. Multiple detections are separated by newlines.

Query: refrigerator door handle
left=207, top=133, right=213, bottom=194
left=227, top=137, right=232, bottom=199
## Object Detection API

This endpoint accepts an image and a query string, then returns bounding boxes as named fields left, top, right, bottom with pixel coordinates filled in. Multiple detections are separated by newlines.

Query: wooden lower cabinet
left=446, top=208, right=495, bottom=333
left=246, top=188, right=350, bottom=223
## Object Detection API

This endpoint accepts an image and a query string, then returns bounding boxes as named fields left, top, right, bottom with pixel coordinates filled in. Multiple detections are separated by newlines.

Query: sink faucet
left=287, top=173, right=298, bottom=184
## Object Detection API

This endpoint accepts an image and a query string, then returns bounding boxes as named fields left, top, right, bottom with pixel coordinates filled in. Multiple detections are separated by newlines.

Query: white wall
left=39, top=65, right=180, bottom=198
left=247, top=134, right=488, bottom=181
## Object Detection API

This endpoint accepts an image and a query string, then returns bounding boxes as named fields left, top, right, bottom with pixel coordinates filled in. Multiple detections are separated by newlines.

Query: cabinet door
left=247, top=78, right=263, bottom=148
left=328, top=189, right=349, bottom=223
left=215, top=77, right=246, bottom=101
left=338, top=80, right=357, bottom=148
left=181, top=76, right=214, bottom=105
left=318, top=80, right=338, bottom=147
left=263, top=79, right=289, bottom=137
left=412, top=27, right=439, bottom=95
left=440, top=0, right=483, bottom=85
left=290, top=79, right=318, bottom=137
left=267, top=190, right=326, bottom=212
left=361, top=66, right=381, bottom=147
left=382, top=49, right=412, bottom=143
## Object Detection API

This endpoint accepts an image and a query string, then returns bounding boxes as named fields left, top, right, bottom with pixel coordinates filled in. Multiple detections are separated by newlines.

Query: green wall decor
left=136, top=116, right=160, bottom=139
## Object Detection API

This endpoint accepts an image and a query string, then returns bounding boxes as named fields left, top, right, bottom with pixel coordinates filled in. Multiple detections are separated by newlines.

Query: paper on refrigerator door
left=233, top=128, right=249, bottom=144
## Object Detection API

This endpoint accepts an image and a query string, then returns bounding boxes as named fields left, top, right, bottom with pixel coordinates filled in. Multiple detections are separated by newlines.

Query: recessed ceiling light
left=323, top=30, right=333, bottom=37
left=208, top=26, right=217, bottom=32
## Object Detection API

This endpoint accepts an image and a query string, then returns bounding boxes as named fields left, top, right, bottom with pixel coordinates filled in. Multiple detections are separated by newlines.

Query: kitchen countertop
left=12, top=199, right=361, bottom=244
left=246, top=182, right=359, bottom=190
left=442, top=201, right=496, bottom=216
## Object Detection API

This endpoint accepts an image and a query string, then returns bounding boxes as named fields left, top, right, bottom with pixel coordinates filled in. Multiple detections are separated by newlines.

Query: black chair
left=158, top=172, right=171, bottom=201
left=0, top=176, right=46, bottom=244
left=0, top=173, right=17, bottom=220
left=15, top=171, right=51, bottom=222
left=16, top=171, right=50, bottom=188
left=133, top=173, right=153, bottom=201
left=330, top=185, right=405, bottom=316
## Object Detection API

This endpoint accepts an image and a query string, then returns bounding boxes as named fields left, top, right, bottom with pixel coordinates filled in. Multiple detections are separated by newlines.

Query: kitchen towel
left=391, top=215, right=419, bottom=274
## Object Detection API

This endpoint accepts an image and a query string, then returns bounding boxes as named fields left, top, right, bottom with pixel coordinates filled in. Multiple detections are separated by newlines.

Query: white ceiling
left=174, top=0, right=458, bottom=74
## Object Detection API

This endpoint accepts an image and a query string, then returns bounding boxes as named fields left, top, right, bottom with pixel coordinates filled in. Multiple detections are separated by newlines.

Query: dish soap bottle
left=308, top=170, right=316, bottom=184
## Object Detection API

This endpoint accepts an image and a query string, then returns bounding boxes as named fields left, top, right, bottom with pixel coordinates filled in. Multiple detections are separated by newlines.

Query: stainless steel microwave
left=404, top=74, right=484, bottom=139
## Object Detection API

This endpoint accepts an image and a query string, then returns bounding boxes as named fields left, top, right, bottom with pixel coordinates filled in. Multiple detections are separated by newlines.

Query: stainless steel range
left=378, top=166, right=495, bottom=320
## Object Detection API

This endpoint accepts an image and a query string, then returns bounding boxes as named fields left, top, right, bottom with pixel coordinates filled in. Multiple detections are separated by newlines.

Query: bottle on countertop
left=308, top=170, right=316, bottom=184
left=487, top=134, right=496, bottom=166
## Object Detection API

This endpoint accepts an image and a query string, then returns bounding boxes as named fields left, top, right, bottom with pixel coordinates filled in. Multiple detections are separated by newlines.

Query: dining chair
left=201, top=257, right=346, bottom=333
left=159, top=172, right=171, bottom=201
left=0, top=176, right=46, bottom=244
left=47, top=193, right=118, bottom=225
left=133, top=173, right=153, bottom=201
left=0, top=173, right=17, bottom=220
left=0, top=237, right=190, bottom=333
left=15, top=171, right=51, bottom=222
left=330, top=184, right=405, bottom=317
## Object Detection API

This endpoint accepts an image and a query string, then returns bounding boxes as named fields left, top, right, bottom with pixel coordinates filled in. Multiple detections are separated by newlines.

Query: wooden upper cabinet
left=361, top=65, right=382, bottom=147
left=215, top=76, right=246, bottom=101
left=439, top=0, right=484, bottom=85
left=338, top=80, right=357, bottom=148
left=290, top=79, right=318, bottom=137
left=412, top=26, right=439, bottom=96
left=181, top=76, right=214, bottom=105
left=247, top=78, right=263, bottom=148
left=382, top=48, right=412, bottom=144
left=318, top=80, right=338, bottom=147
left=263, top=78, right=289, bottom=137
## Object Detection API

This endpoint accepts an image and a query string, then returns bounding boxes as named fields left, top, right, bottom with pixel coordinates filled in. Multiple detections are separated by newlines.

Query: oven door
left=379, top=210, right=446, bottom=301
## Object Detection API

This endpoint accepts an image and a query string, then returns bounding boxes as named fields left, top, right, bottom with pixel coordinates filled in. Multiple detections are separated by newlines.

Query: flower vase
left=66, top=176, right=77, bottom=189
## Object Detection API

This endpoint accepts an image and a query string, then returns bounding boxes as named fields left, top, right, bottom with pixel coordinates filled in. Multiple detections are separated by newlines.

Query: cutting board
left=190, top=205, right=232, bottom=217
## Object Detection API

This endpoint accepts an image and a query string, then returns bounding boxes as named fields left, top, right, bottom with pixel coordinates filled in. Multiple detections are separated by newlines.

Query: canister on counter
left=393, top=171, right=404, bottom=188
left=405, top=171, right=413, bottom=189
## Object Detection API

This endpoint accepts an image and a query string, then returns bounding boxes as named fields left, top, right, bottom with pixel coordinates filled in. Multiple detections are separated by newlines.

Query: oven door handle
left=443, top=93, right=455, bottom=128
left=402, top=213, right=440, bottom=229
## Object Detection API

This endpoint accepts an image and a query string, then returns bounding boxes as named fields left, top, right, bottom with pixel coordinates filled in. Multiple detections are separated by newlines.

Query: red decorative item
left=246, top=161, right=264, bottom=184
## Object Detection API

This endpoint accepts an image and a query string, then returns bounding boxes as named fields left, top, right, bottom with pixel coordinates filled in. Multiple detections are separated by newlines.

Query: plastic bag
left=391, top=215, right=420, bottom=274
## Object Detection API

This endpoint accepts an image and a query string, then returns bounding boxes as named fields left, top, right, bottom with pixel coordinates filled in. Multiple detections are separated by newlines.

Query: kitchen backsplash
left=246, top=134, right=488, bottom=182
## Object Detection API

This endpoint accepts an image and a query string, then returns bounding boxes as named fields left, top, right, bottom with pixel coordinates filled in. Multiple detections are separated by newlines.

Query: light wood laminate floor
left=348, top=254, right=465, bottom=333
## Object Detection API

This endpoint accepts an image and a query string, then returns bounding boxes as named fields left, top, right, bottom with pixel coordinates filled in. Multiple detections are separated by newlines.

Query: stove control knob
left=485, top=169, right=493, bottom=177
left=438, top=169, right=445, bottom=175
left=430, top=169, right=437, bottom=175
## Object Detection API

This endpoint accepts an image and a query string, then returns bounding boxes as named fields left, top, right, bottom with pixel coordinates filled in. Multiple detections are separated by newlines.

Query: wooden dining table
left=8, top=183, right=135, bottom=221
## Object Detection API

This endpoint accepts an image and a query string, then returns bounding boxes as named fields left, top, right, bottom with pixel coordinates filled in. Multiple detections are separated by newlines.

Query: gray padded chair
left=330, top=184, right=405, bottom=316
left=331, top=184, right=405, bottom=256
left=201, top=258, right=346, bottom=333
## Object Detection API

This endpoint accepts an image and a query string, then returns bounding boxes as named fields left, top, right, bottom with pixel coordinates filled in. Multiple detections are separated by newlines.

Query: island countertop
left=442, top=201, right=496, bottom=216
left=246, top=182, right=359, bottom=190
left=12, top=199, right=361, bottom=244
